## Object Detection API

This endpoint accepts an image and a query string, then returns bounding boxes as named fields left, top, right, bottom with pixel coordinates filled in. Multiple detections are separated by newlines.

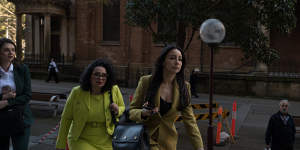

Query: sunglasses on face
left=92, top=72, right=109, bottom=78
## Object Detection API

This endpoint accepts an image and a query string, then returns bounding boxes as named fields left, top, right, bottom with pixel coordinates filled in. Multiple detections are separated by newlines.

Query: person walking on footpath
left=265, top=100, right=296, bottom=150
left=56, top=58, right=125, bottom=150
left=190, top=68, right=200, bottom=98
left=46, top=58, right=59, bottom=83
left=129, top=45, right=204, bottom=150
left=0, top=38, right=33, bottom=150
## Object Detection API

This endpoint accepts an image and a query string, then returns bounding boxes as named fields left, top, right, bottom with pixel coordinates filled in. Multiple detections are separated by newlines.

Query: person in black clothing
left=265, top=100, right=296, bottom=150
left=190, top=68, right=200, bottom=98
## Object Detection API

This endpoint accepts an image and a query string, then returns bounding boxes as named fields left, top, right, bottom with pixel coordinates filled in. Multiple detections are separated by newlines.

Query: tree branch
left=0, top=4, right=15, bottom=15
left=184, top=28, right=196, bottom=52
left=203, top=0, right=223, bottom=13
left=148, top=24, right=167, bottom=45
left=148, top=24, right=157, bottom=37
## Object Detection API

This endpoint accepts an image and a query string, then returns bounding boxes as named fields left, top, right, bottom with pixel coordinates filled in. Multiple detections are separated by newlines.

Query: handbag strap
left=109, top=89, right=117, bottom=124
left=110, top=87, right=151, bottom=149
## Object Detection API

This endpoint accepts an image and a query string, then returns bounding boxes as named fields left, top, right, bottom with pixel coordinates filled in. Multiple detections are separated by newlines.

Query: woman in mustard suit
left=129, top=45, right=204, bottom=150
left=56, top=59, right=125, bottom=150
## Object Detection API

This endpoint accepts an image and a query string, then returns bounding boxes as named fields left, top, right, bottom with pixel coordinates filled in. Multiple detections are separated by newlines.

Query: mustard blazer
left=56, top=85, right=125, bottom=149
left=129, top=75, right=204, bottom=150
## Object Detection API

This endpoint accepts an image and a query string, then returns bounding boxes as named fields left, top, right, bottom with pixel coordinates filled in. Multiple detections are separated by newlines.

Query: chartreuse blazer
left=56, top=85, right=125, bottom=149
left=129, top=75, right=204, bottom=150
left=0, top=64, right=33, bottom=126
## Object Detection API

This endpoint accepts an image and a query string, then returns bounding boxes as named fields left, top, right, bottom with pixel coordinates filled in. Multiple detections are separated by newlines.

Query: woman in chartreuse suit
left=129, top=45, right=204, bottom=150
left=56, top=59, right=125, bottom=150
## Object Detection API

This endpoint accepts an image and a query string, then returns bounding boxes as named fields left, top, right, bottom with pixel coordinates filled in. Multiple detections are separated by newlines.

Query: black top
left=160, top=97, right=172, bottom=116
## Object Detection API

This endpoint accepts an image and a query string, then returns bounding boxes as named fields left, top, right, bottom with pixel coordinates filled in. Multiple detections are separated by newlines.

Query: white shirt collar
left=0, top=63, right=14, bottom=73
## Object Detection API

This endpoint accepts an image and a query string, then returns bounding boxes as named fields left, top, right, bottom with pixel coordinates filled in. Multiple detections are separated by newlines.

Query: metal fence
left=23, top=54, right=75, bottom=65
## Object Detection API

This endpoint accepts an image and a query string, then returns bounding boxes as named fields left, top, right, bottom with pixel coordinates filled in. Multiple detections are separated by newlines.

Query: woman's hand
left=0, top=100, right=8, bottom=109
left=110, top=103, right=119, bottom=115
left=2, top=91, right=16, bottom=100
left=141, top=108, right=152, bottom=117
left=141, top=102, right=159, bottom=118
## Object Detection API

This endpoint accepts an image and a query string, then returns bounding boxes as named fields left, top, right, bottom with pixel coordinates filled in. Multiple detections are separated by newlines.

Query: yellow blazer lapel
left=154, top=87, right=161, bottom=107
left=172, top=80, right=180, bottom=110
left=103, top=91, right=110, bottom=116
left=73, top=89, right=90, bottom=128
left=82, top=90, right=91, bottom=111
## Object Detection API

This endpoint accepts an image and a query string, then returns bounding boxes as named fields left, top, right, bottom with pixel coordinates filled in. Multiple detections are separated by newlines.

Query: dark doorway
left=50, top=16, right=61, bottom=62
left=51, top=34, right=60, bottom=60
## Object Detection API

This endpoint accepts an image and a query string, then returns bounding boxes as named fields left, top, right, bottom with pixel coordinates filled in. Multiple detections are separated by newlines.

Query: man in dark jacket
left=265, top=100, right=296, bottom=150
left=190, top=68, right=200, bottom=98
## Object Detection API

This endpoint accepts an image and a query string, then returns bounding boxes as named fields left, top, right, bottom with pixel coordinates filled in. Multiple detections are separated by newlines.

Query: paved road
left=28, top=79, right=300, bottom=150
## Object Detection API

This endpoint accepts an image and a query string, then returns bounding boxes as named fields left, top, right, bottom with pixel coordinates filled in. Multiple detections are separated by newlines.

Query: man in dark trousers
left=46, top=58, right=59, bottom=83
left=190, top=68, right=200, bottom=98
left=265, top=100, right=296, bottom=150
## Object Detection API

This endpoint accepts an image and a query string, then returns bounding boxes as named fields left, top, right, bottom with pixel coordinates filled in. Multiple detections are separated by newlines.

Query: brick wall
left=74, top=0, right=249, bottom=87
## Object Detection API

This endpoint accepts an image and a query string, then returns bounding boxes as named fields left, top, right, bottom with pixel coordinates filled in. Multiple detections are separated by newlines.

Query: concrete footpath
left=28, top=79, right=300, bottom=150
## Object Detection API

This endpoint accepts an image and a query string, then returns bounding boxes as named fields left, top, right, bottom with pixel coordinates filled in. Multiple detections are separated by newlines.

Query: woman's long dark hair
left=0, top=38, right=18, bottom=64
left=80, top=58, right=115, bottom=93
left=147, top=45, right=190, bottom=110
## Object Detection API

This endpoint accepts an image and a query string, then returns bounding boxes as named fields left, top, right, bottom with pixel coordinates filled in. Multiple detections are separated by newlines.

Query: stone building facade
left=8, top=0, right=300, bottom=87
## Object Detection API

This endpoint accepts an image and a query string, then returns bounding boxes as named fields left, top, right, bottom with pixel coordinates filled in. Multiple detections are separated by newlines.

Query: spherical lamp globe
left=199, top=19, right=226, bottom=44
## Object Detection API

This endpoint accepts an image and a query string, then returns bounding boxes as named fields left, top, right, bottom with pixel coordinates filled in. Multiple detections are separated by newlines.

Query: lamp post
left=199, top=19, right=225, bottom=150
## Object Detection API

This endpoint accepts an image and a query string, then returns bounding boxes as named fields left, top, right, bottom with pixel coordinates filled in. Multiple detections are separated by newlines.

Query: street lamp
left=199, top=19, right=225, bottom=150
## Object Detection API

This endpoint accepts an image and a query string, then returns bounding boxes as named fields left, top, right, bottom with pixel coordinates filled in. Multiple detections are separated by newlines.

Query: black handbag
left=112, top=122, right=149, bottom=150
left=109, top=90, right=150, bottom=150
left=0, top=105, right=26, bottom=136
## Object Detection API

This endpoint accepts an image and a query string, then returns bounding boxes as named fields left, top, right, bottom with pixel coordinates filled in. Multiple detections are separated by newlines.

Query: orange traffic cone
left=231, top=101, right=237, bottom=138
left=129, top=94, right=133, bottom=103
left=66, top=140, right=69, bottom=150
left=216, top=106, right=223, bottom=145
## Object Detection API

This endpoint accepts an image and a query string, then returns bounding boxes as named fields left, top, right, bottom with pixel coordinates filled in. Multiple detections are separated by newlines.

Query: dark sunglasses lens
left=93, top=73, right=108, bottom=78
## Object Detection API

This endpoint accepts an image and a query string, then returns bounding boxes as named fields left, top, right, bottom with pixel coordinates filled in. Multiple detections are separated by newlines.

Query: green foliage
left=257, top=0, right=297, bottom=33
left=125, top=0, right=297, bottom=64
left=0, top=0, right=16, bottom=40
